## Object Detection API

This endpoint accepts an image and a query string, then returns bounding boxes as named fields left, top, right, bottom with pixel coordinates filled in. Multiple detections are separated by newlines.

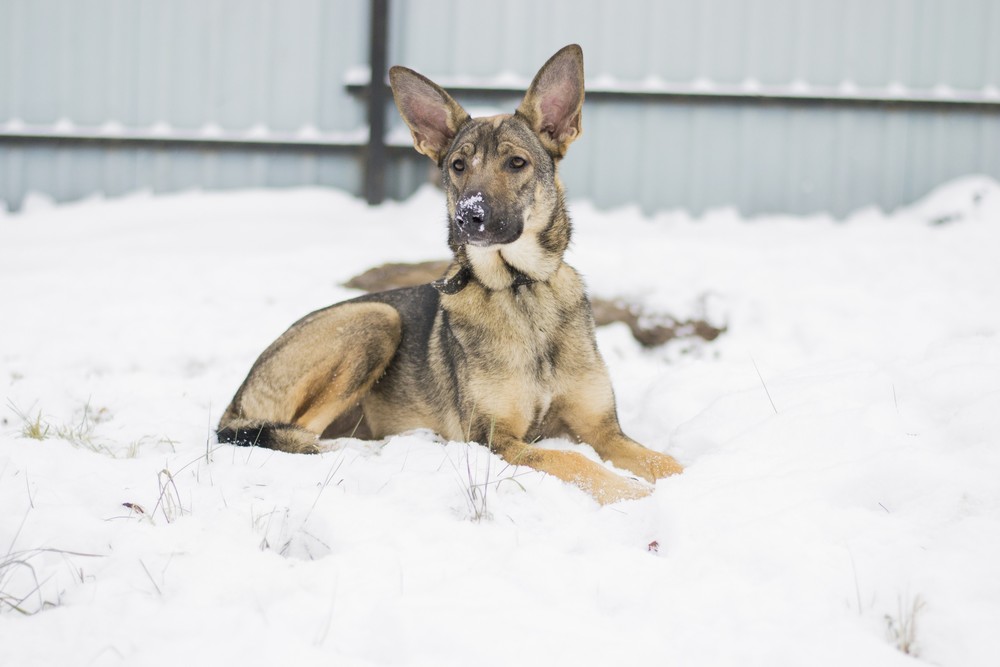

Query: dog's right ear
left=389, top=67, right=471, bottom=164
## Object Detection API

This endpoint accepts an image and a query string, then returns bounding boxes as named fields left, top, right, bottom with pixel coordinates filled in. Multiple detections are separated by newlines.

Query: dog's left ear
left=517, top=44, right=585, bottom=158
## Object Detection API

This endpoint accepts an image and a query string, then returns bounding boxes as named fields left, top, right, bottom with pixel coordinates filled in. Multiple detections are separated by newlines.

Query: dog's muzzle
left=454, top=192, right=520, bottom=246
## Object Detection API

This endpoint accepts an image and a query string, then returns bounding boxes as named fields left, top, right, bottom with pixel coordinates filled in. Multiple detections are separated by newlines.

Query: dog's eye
left=508, top=156, right=527, bottom=170
left=451, top=158, right=465, bottom=173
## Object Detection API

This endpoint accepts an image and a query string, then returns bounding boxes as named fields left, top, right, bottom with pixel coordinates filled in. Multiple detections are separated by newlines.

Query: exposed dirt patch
left=344, top=261, right=725, bottom=347
left=344, top=260, right=453, bottom=292
left=589, top=298, right=725, bottom=347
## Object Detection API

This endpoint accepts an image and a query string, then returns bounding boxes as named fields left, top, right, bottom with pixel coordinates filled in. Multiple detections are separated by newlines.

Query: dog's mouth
left=456, top=227, right=522, bottom=247
left=453, top=215, right=523, bottom=247
left=463, top=234, right=503, bottom=247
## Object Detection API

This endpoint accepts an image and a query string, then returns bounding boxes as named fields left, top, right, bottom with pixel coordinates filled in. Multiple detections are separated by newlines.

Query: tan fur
left=220, top=302, right=401, bottom=451
left=218, top=45, right=683, bottom=504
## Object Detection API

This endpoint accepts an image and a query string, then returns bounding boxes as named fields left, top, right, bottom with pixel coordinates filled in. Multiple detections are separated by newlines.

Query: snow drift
left=1, top=177, right=999, bottom=666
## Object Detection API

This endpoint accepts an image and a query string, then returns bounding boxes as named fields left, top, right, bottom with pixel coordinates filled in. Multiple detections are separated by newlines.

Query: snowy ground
left=1, top=177, right=999, bottom=666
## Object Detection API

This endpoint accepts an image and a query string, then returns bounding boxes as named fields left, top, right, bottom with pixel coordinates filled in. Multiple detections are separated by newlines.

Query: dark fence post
left=364, top=0, right=390, bottom=205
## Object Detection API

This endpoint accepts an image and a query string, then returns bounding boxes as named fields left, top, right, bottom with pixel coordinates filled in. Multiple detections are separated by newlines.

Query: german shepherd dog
left=217, top=45, right=683, bottom=503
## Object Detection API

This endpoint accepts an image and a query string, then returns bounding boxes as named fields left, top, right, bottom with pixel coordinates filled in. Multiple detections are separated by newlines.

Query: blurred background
left=1, top=0, right=998, bottom=217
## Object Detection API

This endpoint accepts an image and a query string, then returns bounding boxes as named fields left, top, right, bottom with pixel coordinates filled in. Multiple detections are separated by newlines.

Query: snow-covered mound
left=893, top=174, right=1000, bottom=225
left=1, top=178, right=998, bottom=666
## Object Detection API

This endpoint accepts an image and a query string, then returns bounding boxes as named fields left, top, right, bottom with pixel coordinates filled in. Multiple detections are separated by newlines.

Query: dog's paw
left=582, top=468, right=653, bottom=505
left=611, top=449, right=683, bottom=483
left=528, top=447, right=657, bottom=504
left=644, top=450, right=684, bottom=480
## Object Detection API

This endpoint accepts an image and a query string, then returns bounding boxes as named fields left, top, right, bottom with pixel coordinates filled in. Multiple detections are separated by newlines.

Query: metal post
left=364, top=0, right=389, bottom=205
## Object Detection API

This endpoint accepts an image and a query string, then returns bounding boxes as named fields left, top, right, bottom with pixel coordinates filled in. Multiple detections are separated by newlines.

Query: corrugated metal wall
left=0, top=0, right=370, bottom=208
left=387, top=0, right=1000, bottom=216
left=3, top=0, right=999, bottom=216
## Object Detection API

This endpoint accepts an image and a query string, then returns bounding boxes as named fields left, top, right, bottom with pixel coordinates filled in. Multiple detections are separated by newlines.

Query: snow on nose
left=456, top=192, right=487, bottom=230
left=458, top=193, right=485, bottom=219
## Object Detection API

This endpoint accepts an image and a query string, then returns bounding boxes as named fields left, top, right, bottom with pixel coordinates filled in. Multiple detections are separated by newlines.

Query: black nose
left=455, top=192, right=490, bottom=231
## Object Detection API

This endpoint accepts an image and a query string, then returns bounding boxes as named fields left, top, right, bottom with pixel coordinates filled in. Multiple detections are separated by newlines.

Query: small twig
left=6, top=507, right=31, bottom=556
left=466, top=468, right=533, bottom=490
left=885, top=594, right=926, bottom=655
left=349, top=413, right=365, bottom=439
left=304, top=457, right=346, bottom=523
left=166, top=443, right=231, bottom=481
left=139, top=559, right=162, bottom=596
left=847, top=549, right=863, bottom=615
left=314, top=576, right=339, bottom=646
left=0, top=560, right=48, bottom=614
left=8, top=547, right=104, bottom=559
left=204, top=405, right=214, bottom=464
left=1, top=548, right=104, bottom=615
left=152, top=469, right=184, bottom=524
left=751, top=356, right=778, bottom=414
left=24, top=473, right=34, bottom=510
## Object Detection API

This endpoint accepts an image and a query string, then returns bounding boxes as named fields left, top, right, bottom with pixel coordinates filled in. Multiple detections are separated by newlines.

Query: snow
left=0, top=121, right=368, bottom=147
left=392, top=72, right=1000, bottom=106
left=2, top=177, right=999, bottom=666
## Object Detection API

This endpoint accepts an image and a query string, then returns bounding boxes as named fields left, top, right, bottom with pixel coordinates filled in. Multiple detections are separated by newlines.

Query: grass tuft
left=1, top=548, right=104, bottom=615
left=153, top=469, right=186, bottom=524
left=885, top=594, right=926, bottom=656
left=7, top=400, right=171, bottom=459
left=51, top=401, right=111, bottom=454
left=7, top=402, right=50, bottom=441
left=450, top=418, right=532, bottom=522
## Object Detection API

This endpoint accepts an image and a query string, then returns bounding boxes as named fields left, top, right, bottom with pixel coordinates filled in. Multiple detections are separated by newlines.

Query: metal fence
left=2, top=0, right=999, bottom=216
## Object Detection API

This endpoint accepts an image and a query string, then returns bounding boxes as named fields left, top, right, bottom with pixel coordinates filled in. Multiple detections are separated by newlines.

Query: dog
left=217, top=44, right=683, bottom=504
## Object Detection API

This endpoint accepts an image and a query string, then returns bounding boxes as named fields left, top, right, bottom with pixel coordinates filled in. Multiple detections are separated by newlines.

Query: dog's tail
left=216, top=417, right=320, bottom=454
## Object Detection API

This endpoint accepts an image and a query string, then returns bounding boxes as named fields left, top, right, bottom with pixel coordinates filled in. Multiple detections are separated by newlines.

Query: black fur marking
left=438, top=310, right=465, bottom=413
left=345, top=284, right=461, bottom=421
left=468, top=414, right=498, bottom=449
left=449, top=122, right=478, bottom=156
left=217, top=423, right=301, bottom=450
left=537, top=208, right=567, bottom=255
left=434, top=262, right=536, bottom=294
left=433, top=266, right=473, bottom=294
left=501, top=259, right=538, bottom=289
left=541, top=340, right=559, bottom=375
left=344, top=342, right=389, bottom=396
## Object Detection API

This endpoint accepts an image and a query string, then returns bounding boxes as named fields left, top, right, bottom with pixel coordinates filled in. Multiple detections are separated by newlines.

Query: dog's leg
left=576, top=421, right=683, bottom=483
left=484, top=427, right=651, bottom=504
left=558, top=371, right=683, bottom=483
left=218, top=302, right=401, bottom=453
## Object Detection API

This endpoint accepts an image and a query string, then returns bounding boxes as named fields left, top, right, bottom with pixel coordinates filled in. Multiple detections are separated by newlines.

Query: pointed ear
left=389, top=66, right=471, bottom=164
left=516, top=44, right=585, bottom=158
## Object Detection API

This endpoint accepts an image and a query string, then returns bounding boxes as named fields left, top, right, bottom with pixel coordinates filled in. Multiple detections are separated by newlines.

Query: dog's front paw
left=644, top=450, right=684, bottom=480
left=581, top=468, right=653, bottom=505
left=613, top=448, right=683, bottom=483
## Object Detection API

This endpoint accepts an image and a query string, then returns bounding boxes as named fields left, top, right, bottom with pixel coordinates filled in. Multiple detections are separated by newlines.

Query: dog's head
left=390, top=45, right=584, bottom=288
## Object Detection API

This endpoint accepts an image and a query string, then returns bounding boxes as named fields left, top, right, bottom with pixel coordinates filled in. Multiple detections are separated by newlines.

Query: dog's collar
left=432, top=265, right=536, bottom=295
left=432, top=266, right=472, bottom=294
left=509, top=270, right=537, bottom=289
